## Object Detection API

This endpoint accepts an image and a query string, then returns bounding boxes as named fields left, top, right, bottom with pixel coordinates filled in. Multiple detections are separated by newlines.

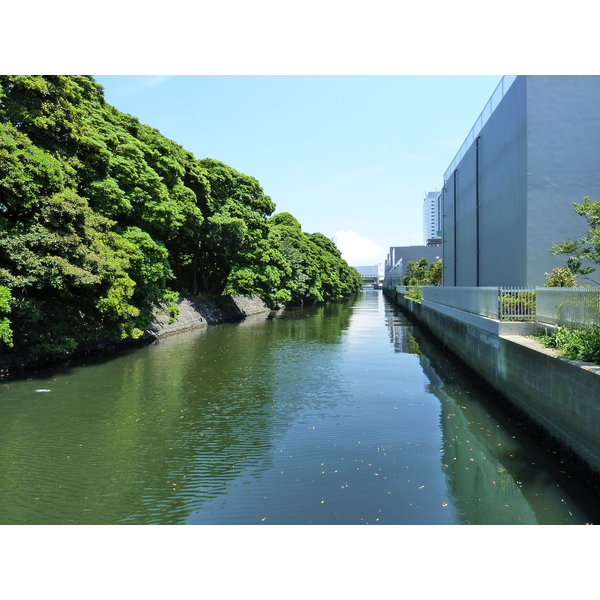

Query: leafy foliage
left=0, top=75, right=361, bottom=354
left=269, top=214, right=362, bottom=305
left=405, top=286, right=422, bottom=303
left=550, top=196, right=600, bottom=285
left=403, top=258, right=442, bottom=287
left=544, top=267, right=577, bottom=287
left=539, top=325, right=600, bottom=364
left=499, top=291, right=536, bottom=321
left=0, top=286, right=12, bottom=347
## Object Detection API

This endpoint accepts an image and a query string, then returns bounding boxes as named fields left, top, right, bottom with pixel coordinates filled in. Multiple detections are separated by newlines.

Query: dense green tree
left=192, top=159, right=291, bottom=306
left=0, top=286, right=12, bottom=347
left=307, top=232, right=363, bottom=300
left=269, top=213, right=320, bottom=304
left=428, top=259, right=442, bottom=286
left=0, top=75, right=362, bottom=355
left=270, top=213, right=362, bottom=304
left=403, top=257, right=442, bottom=287
left=0, top=188, right=146, bottom=353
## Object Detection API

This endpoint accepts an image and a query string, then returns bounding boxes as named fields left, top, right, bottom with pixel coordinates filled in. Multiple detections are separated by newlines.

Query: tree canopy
left=0, top=75, right=362, bottom=355
left=402, top=258, right=442, bottom=286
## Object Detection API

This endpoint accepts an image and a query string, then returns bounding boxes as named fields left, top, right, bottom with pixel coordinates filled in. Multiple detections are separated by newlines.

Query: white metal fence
left=419, top=286, right=536, bottom=321
left=536, top=288, right=600, bottom=328
left=404, top=285, right=600, bottom=326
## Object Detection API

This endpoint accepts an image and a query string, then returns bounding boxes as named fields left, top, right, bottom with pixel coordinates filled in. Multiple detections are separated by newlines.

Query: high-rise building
left=423, top=191, right=442, bottom=246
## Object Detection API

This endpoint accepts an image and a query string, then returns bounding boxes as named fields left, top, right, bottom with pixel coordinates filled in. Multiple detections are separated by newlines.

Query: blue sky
left=95, top=75, right=502, bottom=268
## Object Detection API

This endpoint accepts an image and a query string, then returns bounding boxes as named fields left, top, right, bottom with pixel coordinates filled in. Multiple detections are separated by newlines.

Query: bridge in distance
left=352, top=265, right=381, bottom=287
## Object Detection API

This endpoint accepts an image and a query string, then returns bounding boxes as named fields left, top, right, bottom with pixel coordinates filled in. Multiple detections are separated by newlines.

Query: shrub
left=405, top=285, right=422, bottom=303
left=544, top=267, right=577, bottom=287
left=500, top=291, right=536, bottom=321
left=539, top=325, right=600, bottom=363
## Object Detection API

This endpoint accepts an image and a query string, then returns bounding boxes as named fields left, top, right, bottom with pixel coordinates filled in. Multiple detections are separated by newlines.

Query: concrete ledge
left=421, top=299, right=541, bottom=335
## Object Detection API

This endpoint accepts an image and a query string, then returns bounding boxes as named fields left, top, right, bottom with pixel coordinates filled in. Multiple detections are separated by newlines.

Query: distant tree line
left=0, top=76, right=362, bottom=354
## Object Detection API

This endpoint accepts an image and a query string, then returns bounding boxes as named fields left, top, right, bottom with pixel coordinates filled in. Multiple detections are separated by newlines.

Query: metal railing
left=499, top=288, right=537, bottom=321
left=414, top=285, right=600, bottom=327
left=536, top=288, right=600, bottom=328
left=420, top=286, right=536, bottom=321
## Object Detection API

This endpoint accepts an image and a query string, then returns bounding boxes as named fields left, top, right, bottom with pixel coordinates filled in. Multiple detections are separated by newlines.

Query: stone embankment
left=0, top=295, right=275, bottom=380
left=146, top=295, right=274, bottom=339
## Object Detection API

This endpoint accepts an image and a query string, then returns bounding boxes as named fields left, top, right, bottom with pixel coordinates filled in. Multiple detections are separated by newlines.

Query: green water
left=1, top=290, right=599, bottom=524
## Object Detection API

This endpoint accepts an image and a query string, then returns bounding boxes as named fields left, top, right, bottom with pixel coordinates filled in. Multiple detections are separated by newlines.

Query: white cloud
left=117, top=76, right=175, bottom=96
left=332, top=230, right=385, bottom=269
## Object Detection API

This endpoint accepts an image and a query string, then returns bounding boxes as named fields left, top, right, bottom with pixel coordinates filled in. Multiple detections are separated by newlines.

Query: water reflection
left=397, top=303, right=600, bottom=525
left=0, top=292, right=598, bottom=524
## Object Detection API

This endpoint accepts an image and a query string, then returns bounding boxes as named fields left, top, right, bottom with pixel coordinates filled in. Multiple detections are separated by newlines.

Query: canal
left=1, top=289, right=599, bottom=525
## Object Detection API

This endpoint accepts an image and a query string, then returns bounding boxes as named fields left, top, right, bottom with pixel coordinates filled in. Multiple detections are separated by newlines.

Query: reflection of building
left=383, top=300, right=419, bottom=354
left=414, top=332, right=540, bottom=524
left=383, top=246, right=440, bottom=287
left=423, top=191, right=442, bottom=246
left=441, top=75, right=600, bottom=287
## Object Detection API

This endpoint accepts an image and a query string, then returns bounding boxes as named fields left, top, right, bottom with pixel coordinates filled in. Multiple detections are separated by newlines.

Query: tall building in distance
left=423, top=191, right=442, bottom=246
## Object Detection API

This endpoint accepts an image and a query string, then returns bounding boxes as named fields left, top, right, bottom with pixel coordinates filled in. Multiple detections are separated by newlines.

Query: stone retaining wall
left=146, top=295, right=273, bottom=339
left=0, top=295, right=274, bottom=379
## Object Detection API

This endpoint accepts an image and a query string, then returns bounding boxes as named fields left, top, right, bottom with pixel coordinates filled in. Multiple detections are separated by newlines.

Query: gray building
left=384, top=245, right=441, bottom=287
left=441, top=75, right=600, bottom=287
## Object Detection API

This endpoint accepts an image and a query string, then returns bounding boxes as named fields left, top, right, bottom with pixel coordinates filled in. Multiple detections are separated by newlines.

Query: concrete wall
left=384, top=288, right=600, bottom=474
left=479, top=77, right=528, bottom=286
left=525, top=76, right=600, bottom=284
left=442, top=75, right=600, bottom=288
